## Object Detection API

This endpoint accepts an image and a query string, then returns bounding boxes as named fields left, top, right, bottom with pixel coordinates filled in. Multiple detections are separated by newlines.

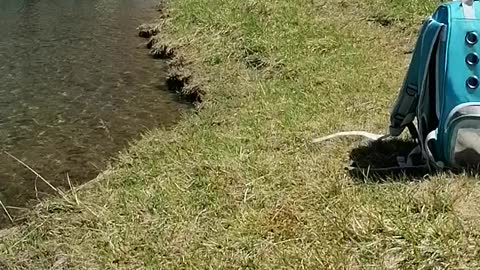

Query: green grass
left=3, top=0, right=480, bottom=268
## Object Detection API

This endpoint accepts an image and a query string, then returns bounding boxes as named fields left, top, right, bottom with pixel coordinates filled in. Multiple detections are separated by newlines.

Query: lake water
left=0, top=0, right=188, bottom=225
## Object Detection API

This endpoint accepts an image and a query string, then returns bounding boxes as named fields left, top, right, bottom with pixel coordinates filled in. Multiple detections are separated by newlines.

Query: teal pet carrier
left=315, top=0, right=480, bottom=172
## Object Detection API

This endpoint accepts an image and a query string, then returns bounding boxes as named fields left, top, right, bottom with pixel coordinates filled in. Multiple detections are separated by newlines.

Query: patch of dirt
left=262, top=201, right=304, bottom=241
left=367, top=15, right=399, bottom=27
left=241, top=46, right=269, bottom=70
left=243, top=54, right=269, bottom=70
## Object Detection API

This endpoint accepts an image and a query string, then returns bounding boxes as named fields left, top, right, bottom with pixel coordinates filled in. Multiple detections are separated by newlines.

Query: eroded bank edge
left=137, top=4, right=204, bottom=105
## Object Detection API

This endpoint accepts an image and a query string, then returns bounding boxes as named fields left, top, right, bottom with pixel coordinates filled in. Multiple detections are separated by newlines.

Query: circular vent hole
left=466, top=32, right=479, bottom=46
left=467, top=76, right=479, bottom=90
left=466, top=53, right=479, bottom=65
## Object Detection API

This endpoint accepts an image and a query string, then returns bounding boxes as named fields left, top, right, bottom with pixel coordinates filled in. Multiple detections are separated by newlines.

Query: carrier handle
left=460, top=0, right=475, bottom=19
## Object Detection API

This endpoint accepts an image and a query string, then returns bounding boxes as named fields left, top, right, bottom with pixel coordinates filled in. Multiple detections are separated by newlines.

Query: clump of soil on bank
left=137, top=20, right=204, bottom=104
left=137, top=24, right=159, bottom=38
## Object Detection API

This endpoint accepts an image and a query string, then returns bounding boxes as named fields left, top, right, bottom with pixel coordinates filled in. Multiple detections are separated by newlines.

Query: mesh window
left=452, top=120, right=480, bottom=167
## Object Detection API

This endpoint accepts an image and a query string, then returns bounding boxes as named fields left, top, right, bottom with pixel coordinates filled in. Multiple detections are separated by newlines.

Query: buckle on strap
left=406, top=84, right=417, bottom=96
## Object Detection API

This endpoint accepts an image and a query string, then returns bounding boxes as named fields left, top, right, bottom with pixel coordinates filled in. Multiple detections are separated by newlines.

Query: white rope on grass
left=312, top=131, right=386, bottom=143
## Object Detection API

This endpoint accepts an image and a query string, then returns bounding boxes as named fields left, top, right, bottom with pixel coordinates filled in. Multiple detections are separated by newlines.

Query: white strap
left=462, top=0, right=475, bottom=19
left=425, top=130, right=437, bottom=161
left=425, top=130, right=445, bottom=168
left=312, top=131, right=386, bottom=143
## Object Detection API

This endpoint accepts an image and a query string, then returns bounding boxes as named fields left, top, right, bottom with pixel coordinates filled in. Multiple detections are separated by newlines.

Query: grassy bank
left=3, top=0, right=480, bottom=268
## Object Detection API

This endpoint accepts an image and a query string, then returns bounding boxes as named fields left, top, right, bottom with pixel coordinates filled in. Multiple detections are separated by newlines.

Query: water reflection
left=0, top=0, right=188, bottom=225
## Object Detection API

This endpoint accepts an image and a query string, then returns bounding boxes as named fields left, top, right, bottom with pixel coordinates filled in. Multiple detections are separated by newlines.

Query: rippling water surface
left=0, top=0, right=188, bottom=225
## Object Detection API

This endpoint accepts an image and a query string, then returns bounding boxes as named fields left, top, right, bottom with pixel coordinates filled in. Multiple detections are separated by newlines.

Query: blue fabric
left=436, top=1, right=480, bottom=165
left=388, top=18, right=443, bottom=137
left=389, top=0, right=480, bottom=168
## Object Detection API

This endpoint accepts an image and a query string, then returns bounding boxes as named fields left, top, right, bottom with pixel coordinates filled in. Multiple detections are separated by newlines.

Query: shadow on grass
left=347, top=138, right=434, bottom=182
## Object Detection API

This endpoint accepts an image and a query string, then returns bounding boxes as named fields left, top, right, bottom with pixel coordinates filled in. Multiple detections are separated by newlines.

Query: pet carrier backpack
left=315, top=0, right=480, bottom=172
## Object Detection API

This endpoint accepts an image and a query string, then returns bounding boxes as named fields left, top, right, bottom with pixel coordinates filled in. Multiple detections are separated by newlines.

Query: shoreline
left=0, top=0, right=201, bottom=241
left=0, top=1, right=191, bottom=230
left=0, top=2, right=197, bottom=232
left=138, top=8, right=204, bottom=105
